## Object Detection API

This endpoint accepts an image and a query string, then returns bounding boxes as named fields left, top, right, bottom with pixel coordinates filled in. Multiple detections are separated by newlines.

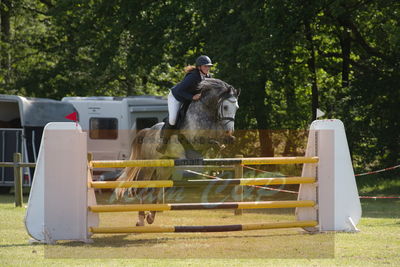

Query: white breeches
left=168, top=91, right=182, bottom=126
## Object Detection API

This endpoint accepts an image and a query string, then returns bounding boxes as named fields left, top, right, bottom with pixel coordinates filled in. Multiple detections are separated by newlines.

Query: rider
left=156, top=55, right=213, bottom=154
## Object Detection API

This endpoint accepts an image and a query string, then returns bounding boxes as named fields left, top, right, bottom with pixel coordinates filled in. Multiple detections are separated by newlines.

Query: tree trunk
left=340, top=26, right=351, bottom=89
left=0, top=0, right=11, bottom=78
left=125, top=75, right=135, bottom=96
left=305, top=22, right=319, bottom=121
left=252, top=77, right=274, bottom=157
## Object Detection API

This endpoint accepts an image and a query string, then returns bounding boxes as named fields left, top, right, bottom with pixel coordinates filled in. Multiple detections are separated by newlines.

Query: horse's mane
left=198, top=78, right=240, bottom=104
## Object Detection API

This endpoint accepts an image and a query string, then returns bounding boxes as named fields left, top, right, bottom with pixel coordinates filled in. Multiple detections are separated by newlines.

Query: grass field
left=1, top=193, right=399, bottom=267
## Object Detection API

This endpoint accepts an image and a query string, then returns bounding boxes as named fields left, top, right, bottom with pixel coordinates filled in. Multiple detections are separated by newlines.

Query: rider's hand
left=192, top=94, right=201, bottom=101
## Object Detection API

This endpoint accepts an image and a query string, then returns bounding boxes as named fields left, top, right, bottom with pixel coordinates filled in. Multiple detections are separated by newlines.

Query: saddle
left=162, top=102, right=190, bottom=130
left=160, top=102, right=200, bottom=158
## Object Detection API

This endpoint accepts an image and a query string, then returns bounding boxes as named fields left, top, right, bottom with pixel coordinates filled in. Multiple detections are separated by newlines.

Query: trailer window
left=136, top=117, right=158, bottom=130
left=89, top=118, right=118, bottom=139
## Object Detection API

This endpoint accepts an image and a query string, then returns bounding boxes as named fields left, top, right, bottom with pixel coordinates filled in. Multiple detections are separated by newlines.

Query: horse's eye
left=223, top=106, right=228, bottom=110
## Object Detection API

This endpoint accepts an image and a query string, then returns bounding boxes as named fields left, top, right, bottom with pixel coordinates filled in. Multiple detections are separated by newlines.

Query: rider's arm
left=171, top=72, right=201, bottom=102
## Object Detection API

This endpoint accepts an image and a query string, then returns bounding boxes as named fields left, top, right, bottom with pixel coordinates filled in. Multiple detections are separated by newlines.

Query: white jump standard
left=24, top=119, right=361, bottom=244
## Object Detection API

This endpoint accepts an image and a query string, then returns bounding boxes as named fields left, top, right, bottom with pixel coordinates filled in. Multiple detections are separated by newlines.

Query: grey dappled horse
left=115, top=78, right=240, bottom=226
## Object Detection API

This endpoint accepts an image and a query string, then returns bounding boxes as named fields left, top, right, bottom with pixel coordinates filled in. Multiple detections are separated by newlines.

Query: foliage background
left=0, top=0, right=399, bottom=177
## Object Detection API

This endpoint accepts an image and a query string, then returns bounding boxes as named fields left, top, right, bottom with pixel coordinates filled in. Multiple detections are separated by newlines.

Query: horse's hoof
left=146, top=214, right=154, bottom=224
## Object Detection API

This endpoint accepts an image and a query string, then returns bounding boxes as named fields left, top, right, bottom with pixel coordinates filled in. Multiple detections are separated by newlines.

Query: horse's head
left=197, top=79, right=240, bottom=144
left=216, top=85, right=240, bottom=139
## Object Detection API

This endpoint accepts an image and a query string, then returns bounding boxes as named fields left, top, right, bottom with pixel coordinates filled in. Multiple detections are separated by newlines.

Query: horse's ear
left=231, top=86, right=240, bottom=97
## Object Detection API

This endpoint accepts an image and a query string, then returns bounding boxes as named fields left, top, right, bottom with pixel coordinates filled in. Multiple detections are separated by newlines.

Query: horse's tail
left=115, top=128, right=149, bottom=199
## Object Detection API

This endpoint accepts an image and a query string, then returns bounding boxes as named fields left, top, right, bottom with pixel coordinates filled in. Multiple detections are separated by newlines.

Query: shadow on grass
left=43, top=231, right=335, bottom=259
left=0, top=193, right=29, bottom=204
left=53, top=231, right=324, bottom=248
left=361, top=199, right=400, bottom=218
left=0, top=243, right=34, bottom=248
left=359, top=184, right=400, bottom=197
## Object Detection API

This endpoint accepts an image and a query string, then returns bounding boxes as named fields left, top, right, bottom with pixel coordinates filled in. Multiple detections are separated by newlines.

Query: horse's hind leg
left=146, top=169, right=173, bottom=225
left=136, top=211, right=146, bottom=226
left=135, top=189, right=147, bottom=227
left=146, top=187, right=160, bottom=224
left=137, top=187, right=156, bottom=226
left=134, top=167, right=154, bottom=227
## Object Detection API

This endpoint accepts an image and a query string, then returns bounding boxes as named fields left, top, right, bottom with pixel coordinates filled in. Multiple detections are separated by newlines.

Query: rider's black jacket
left=171, top=69, right=211, bottom=103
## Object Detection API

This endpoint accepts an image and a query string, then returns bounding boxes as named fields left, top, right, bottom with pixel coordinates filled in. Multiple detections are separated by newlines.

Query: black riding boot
left=156, top=122, right=175, bottom=154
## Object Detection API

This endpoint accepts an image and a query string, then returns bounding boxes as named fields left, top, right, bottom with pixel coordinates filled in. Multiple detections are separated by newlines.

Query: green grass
left=358, top=177, right=400, bottom=196
left=0, top=194, right=399, bottom=266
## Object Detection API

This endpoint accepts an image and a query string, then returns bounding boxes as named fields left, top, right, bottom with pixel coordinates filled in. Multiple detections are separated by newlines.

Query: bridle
left=216, top=93, right=237, bottom=123
left=199, top=89, right=239, bottom=123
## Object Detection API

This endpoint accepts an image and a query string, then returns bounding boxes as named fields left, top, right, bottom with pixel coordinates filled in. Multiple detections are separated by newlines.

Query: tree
left=1, top=0, right=398, bottom=170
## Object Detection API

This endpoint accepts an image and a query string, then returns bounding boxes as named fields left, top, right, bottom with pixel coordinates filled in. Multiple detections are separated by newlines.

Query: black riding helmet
left=195, top=55, right=213, bottom=66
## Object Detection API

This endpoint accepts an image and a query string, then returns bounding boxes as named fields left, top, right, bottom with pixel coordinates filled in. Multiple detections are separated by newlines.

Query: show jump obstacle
left=24, top=120, right=361, bottom=244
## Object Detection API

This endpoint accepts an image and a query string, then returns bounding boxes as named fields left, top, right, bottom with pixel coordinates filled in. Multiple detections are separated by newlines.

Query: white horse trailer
left=0, top=95, right=168, bottom=187
left=0, top=95, right=77, bottom=188
left=61, top=96, right=168, bottom=162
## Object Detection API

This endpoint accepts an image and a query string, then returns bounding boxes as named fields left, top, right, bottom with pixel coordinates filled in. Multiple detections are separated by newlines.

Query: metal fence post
left=13, top=153, right=23, bottom=207
left=234, top=154, right=244, bottom=215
